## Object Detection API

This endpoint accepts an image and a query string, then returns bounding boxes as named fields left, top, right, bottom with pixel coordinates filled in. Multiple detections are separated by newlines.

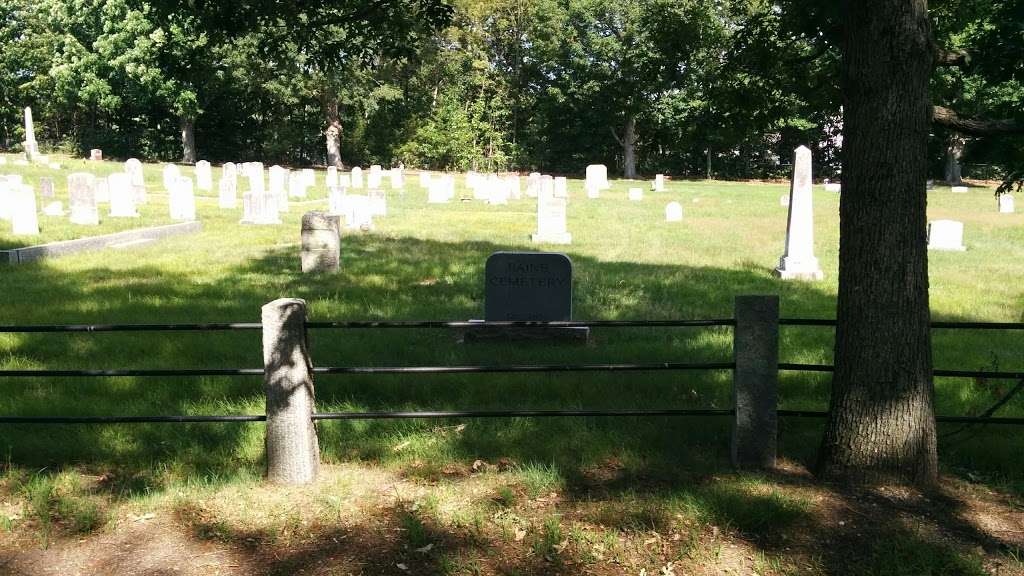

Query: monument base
left=456, top=321, right=589, bottom=344
left=774, top=256, right=823, bottom=280
left=531, top=232, right=572, bottom=244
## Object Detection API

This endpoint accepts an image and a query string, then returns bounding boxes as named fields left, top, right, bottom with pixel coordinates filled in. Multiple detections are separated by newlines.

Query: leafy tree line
left=0, top=0, right=1020, bottom=183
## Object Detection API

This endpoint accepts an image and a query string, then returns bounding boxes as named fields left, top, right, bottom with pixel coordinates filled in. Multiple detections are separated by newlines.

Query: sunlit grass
left=0, top=157, right=1022, bottom=569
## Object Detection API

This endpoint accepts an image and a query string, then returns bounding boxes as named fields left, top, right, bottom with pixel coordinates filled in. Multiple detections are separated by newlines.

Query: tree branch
left=609, top=127, right=623, bottom=145
left=932, top=105, right=1024, bottom=136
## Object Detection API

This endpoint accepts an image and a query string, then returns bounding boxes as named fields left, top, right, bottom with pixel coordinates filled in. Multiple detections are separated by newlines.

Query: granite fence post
left=731, top=295, right=779, bottom=469
left=263, top=298, right=320, bottom=484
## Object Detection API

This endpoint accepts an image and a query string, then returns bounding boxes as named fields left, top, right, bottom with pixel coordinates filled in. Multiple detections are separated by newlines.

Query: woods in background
left=1, top=0, right=1021, bottom=182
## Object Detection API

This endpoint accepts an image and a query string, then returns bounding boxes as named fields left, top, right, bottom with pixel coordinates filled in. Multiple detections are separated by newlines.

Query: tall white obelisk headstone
left=775, top=146, right=823, bottom=280
left=23, top=107, right=38, bottom=162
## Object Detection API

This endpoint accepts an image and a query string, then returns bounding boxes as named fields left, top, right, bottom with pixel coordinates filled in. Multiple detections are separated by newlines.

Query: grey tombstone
left=300, top=211, right=341, bottom=273
left=484, top=252, right=573, bottom=321
left=39, top=177, right=54, bottom=199
left=68, top=173, right=99, bottom=225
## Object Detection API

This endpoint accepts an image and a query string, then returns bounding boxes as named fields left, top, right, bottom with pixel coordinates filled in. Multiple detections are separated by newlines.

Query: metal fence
left=1, top=296, right=1022, bottom=478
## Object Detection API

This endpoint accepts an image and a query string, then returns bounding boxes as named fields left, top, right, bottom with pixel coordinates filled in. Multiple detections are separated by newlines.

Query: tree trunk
left=180, top=116, right=196, bottom=164
left=818, top=0, right=938, bottom=486
left=622, top=115, right=638, bottom=179
left=323, top=84, right=343, bottom=168
left=944, top=133, right=965, bottom=185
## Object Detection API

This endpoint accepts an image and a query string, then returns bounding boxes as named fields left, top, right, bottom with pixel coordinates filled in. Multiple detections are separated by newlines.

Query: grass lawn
left=1, top=156, right=1022, bottom=574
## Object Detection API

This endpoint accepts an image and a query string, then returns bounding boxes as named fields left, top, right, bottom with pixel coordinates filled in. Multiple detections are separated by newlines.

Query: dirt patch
left=2, top=463, right=1024, bottom=575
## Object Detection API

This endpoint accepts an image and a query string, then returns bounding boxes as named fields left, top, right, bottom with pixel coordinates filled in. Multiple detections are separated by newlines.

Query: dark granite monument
left=484, top=251, right=572, bottom=321
left=461, top=251, right=586, bottom=342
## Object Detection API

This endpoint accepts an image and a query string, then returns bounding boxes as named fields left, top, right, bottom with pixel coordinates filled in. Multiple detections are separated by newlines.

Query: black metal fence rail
left=4, top=410, right=1021, bottom=426
left=0, top=319, right=737, bottom=333
left=780, top=318, right=1024, bottom=330
left=3, top=362, right=1020, bottom=380
left=3, top=318, right=1021, bottom=333
left=0, top=314, right=1021, bottom=428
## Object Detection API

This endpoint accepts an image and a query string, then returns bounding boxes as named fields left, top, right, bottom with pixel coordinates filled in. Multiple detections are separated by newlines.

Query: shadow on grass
left=0, top=232, right=1022, bottom=574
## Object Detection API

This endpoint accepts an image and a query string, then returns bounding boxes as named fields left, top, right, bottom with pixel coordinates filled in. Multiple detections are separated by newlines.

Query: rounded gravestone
left=665, top=201, right=683, bottom=222
left=301, top=211, right=341, bottom=273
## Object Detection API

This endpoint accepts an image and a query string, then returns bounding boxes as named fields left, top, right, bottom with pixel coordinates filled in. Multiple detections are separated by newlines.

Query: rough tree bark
left=322, top=84, right=343, bottom=168
left=611, top=115, right=639, bottom=179
left=944, top=133, right=965, bottom=185
left=179, top=116, right=196, bottom=164
left=818, top=0, right=938, bottom=486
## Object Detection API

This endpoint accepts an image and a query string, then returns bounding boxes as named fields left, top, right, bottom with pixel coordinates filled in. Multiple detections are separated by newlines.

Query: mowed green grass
left=0, top=154, right=1022, bottom=496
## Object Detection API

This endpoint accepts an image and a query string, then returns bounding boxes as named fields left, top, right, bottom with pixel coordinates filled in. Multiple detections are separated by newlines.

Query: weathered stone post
left=263, top=298, right=320, bottom=484
left=732, top=295, right=779, bottom=469
left=300, top=211, right=341, bottom=273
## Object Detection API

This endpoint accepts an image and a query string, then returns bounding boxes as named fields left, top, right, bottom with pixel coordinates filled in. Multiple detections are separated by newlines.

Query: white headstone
left=823, top=179, right=841, bottom=193
left=368, top=189, right=387, bottom=217
left=951, top=185, right=969, bottom=194
left=302, top=168, right=316, bottom=188
left=427, top=177, right=450, bottom=203
left=247, top=162, right=265, bottom=194
left=327, top=186, right=346, bottom=215
left=389, top=168, right=404, bottom=190
left=998, top=194, right=1014, bottom=214
left=163, top=164, right=181, bottom=192
left=585, top=164, right=610, bottom=191
left=526, top=172, right=542, bottom=198
left=780, top=194, right=789, bottom=207
left=68, top=173, right=99, bottom=225
left=927, top=220, right=966, bottom=251
left=487, top=175, right=509, bottom=205
left=326, top=166, right=338, bottom=189
left=195, top=160, right=213, bottom=191
left=125, top=158, right=146, bottom=203
left=531, top=185, right=571, bottom=244
left=240, top=190, right=281, bottom=225
left=218, top=164, right=238, bottom=209
left=338, top=194, right=374, bottom=230
left=169, top=177, right=196, bottom=221
left=288, top=170, right=308, bottom=198
left=628, top=187, right=643, bottom=201
left=654, top=174, right=665, bottom=192
left=10, top=184, right=39, bottom=235
left=22, top=107, right=38, bottom=161
left=419, top=170, right=431, bottom=189
left=775, top=146, right=823, bottom=280
left=269, top=165, right=287, bottom=196
left=351, top=167, right=363, bottom=189
left=108, top=173, right=139, bottom=217
left=367, top=165, right=383, bottom=189
left=554, top=177, right=568, bottom=199
left=665, top=201, right=683, bottom=222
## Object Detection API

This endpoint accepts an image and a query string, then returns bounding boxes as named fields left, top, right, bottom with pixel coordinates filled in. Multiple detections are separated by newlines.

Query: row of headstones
left=0, top=162, right=151, bottom=234
left=778, top=146, right=1018, bottom=280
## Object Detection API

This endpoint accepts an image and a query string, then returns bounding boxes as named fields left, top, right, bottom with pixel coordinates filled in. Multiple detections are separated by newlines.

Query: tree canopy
left=1, top=0, right=1021, bottom=182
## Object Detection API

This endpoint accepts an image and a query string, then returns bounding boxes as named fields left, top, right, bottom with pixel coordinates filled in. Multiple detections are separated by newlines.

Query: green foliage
left=0, top=0, right=1019, bottom=177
